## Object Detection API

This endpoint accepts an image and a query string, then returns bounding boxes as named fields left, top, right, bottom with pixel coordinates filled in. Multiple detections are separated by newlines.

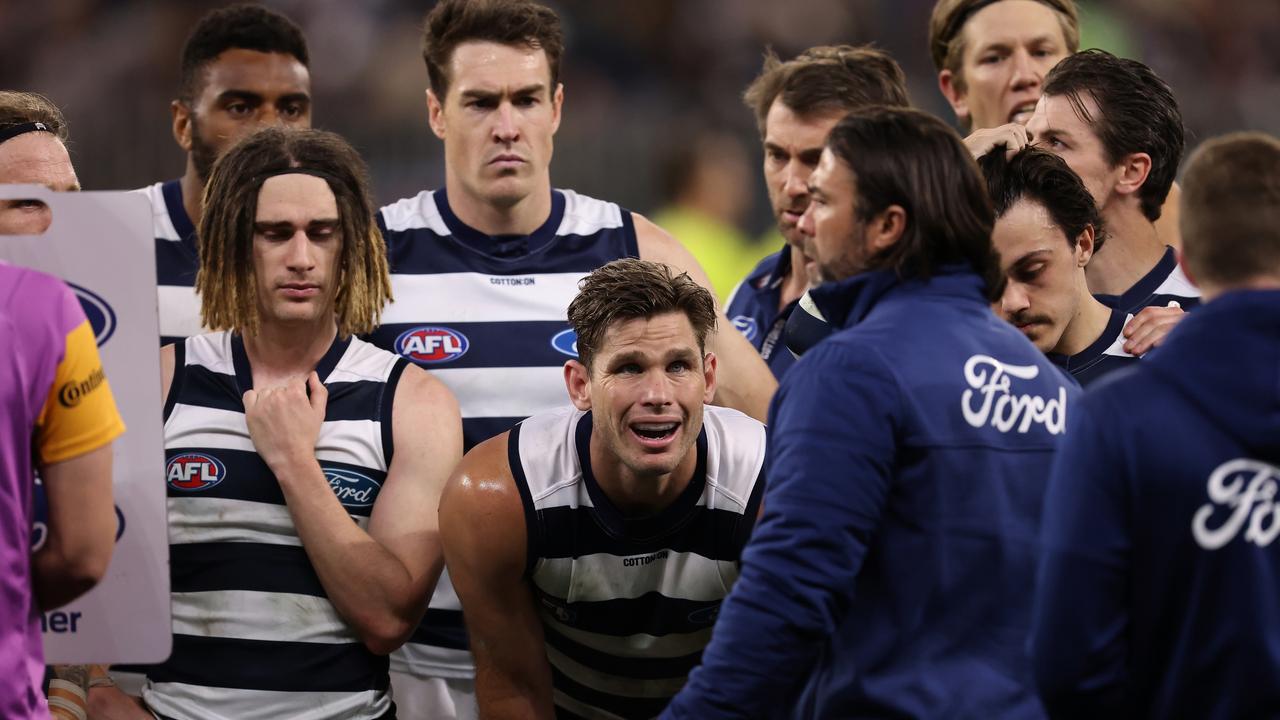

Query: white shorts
left=389, top=671, right=476, bottom=720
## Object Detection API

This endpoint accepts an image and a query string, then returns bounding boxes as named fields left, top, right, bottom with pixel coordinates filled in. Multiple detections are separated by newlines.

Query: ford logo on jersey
left=550, top=328, right=578, bottom=357
left=396, top=326, right=469, bottom=364
left=731, top=315, right=758, bottom=342
left=69, top=282, right=117, bottom=347
left=166, top=452, right=226, bottom=491
left=325, top=468, right=381, bottom=508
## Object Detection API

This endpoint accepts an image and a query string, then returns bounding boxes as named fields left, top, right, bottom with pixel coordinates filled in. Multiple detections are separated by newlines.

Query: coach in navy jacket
left=1031, top=133, right=1280, bottom=719
left=663, top=108, right=1079, bottom=719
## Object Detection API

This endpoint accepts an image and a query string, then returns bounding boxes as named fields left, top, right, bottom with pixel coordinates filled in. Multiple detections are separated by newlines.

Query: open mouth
left=631, top=421, right=679, bottom=446
left=1008, top=101, right=1038, bottom=126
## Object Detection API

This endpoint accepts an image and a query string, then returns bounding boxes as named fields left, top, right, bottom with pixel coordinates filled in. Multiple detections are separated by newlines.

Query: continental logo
left=58, top=367, right=106, bottom=407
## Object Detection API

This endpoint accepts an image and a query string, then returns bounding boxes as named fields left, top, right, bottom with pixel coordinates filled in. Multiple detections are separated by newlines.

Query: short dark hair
left=743, top=45, right=909, bottom=136
left=929, top=0, right=1079, bottom=78
left=980, top=147, right=1106, bottom=251
left=179, top=3, right=310, bottom=101
left=198, top=128, right=390, bottom=339
left=0, top=91, right=68, bottom=142
left=1180, top=132, right=1280, bottom=289
left=825, top=106, right=1003, bottom=300
left=422, top=0, right=564, bottom=99
left=567, top=259, right=717, bottom=370
left=1043, top=49, right=1185, bottom=222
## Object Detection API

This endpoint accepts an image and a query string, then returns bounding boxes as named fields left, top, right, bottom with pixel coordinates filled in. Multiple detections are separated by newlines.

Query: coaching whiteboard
left=0, top=185, right=171, bottom=663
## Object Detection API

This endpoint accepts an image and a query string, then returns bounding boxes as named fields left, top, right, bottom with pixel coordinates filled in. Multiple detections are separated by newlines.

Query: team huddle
left=3, top=0, right=1279, bottom=719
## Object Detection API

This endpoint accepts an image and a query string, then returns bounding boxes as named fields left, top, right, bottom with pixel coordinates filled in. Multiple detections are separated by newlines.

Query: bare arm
left=441, top=433, right=554, bottom=720
left=634, top=213, right=777, bottom=421
left=244, top=365, right=463, bottom=654
left=32, top=446, right=115, bottom=610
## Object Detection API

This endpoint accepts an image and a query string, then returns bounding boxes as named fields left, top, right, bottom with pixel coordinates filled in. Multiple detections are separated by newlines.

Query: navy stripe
left=463, top=417, right=525, bottom=452
left=733, top=464, right=766, bottom=549
left=367, top=320, right=575, bottom=370
left=542, top=622, right=702, bottom=680
left=174, top=364, right=241, bottom=413
left=155, top=237, right=198, bottom=288
left=170, top=542, right=325, bottom=597
left=177, top=363, right=391, bottom=423
left=384, top=227, right=638, bottom=276
left=380, top=359, right=407, bottom=464
left=163, top=340, right=186, bottom=422
left=406, top=609, right=469, bottom=650
left=535, top=588, right=724, bottom=638
left=549, top=664, right=672, bottom=720
left=147, top=634, right=388, bottom=693
left=1072, top=354, right=1141, bottom=388
left=161, top=178, right=196, bottom=240
left=508, top=422, right=540, bottom=575
left=165, top=447, right=384, bottom=517
left=532, top=505, right=751, bottom=561
left=160, top=334, right=185, bottom=348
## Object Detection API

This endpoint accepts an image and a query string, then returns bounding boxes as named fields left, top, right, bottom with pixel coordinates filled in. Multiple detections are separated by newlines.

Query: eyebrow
left=459, top=84, right=546, bottom=100
left=608, top=346, right=698, bottom=365
left=1011, top=248, right=1053, bottom=268
left=253, top=218, right=340, bottom=232
left=976, top=33, right=1060, bottom=54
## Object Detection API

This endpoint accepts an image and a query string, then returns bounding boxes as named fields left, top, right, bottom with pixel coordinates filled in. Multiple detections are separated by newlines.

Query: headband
left=0, top=121, right=54, bottom=145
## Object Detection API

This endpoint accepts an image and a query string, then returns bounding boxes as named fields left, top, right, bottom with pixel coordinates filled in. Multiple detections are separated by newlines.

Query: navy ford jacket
left=663, top=267, right=1079, bottom=719
left=1032, top=290, right=1280, bottom=719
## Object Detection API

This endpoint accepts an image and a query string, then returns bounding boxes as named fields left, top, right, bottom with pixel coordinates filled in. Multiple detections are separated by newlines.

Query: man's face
left=944, top=0, right=1069, bottom=130
left=429, top=41, right=563, bottom=210
left=252, top=173, right=341, bottom=328
left=761, top=101, right=845, bottom=284
left=582, top=311, right=715, bottom=481
left=180, top=49, right=312, bottom=182
left=0, top=132, right=79, bottom=235
left=992, top=198, right=1089, bottom=353
left=796, top=148, right=869, bottom=284
left=1027, top=92, right=1120, bottom=208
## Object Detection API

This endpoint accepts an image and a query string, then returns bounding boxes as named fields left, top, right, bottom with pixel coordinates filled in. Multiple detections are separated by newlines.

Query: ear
left=550, top=83, right=564, bottom=136
left=172, top=99, right=193, bottom=152
left=1075, top=224, right=1096, bottom=266
left=1113, top=151, right=1153, bottom=200
left=563, top=359, right=592, bottom=411
left=427, top=88, right=446, bottom=141
left=867, top=205, right=908, bottom=254
left=938, top=70, right=970, bottom=126
left=701, top=351, right=718, bottom=404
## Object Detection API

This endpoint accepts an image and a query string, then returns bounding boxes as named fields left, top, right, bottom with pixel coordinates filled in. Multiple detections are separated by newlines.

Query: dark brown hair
left=928, top=0, right=1079, bottom=81
left=567, top=258, right=717, bottom=370
left=980, top=147, right=1106, bottom=251
left=743, top=45, right=909, bottom=136
left=1180, top=132, right=1280, bottom=288
left=826, top=106, right=1004, bottom=300
left=0, top=91, right=69, bottom=142
left=422, top=0, right=564, bottom=98
left=1043, top=50, right=1185, bottom=222
left=197, top=127, right=390, bottom=338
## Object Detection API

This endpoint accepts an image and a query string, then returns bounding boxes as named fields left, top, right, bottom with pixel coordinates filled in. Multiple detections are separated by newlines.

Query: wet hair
left=1180, top=132, right=1280, bottom=288
left=928, top=0, right=1079, bottom=81
left=1043, top=49, right=1185, bottom=222
left=567, top=258, right=717, bottom=370
left=743, top=44, right=909, bottom=136
left=0, top=91, right=69, bottom=142
left=422, top=0, right=564, bottom=98
left=179, top=3, right=309, bottom=101
left=980, top=147, right=1106, bottom=250
left=825, top=106, right=1004, bottom=300
left=197, top=127, right=390, bottom=338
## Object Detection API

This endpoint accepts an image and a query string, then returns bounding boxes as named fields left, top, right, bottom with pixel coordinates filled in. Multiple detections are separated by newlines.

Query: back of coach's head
left=1180, top=132, right=1280, bottom=295
left=826, top=106, right=1002, bottom=299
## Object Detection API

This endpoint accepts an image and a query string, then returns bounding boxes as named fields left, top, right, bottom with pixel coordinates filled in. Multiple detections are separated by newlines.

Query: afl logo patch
left=687, top=604, right=720, bottom=626
left=396, top=326, right=469, bottom=364
left=550, top=328, right=578, bottom=358
left=731, top=315, right=758, bottom=342
left=325, top=468, right=382, bottom=508
left=166, top=452, right=226, bottom=491
left=69, top=283, right=117, bottom=346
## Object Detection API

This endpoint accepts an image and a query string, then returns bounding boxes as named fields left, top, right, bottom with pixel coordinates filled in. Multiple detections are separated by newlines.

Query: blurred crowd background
left=1, top=0, right=1277, bottom=297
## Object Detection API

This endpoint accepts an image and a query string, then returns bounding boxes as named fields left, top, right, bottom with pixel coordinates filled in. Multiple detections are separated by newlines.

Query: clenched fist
left=244, top=371, right=328, bottom=473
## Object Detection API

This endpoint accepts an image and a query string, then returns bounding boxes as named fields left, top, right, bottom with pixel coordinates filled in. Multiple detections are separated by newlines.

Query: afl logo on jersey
left=325, top=468, right=382, bottom=508
left=396, top=326, right=469, bottom=364
left=166, top=452, right=226, bottom=492
left=731, top=315, right=758, bottom=343
left=69, top=282, right=117, bottom=346
left=550, top=328, right=578, bottom=358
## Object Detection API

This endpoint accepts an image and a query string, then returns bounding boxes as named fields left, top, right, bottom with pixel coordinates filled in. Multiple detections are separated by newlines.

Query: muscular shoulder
left=395, top=362, right=458, bottom=411
left=440, top=431, right=528, bottom=571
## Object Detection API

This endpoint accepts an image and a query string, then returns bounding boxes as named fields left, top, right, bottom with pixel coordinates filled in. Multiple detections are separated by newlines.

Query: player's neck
left=590, top=436, right=697, bottom=517
left=242, top=317, right=337, bottom=388
left=1053, top=289, right=1113, bottom=358
left=1086, top=207, right=1166, bottom=296
left=180, top=161, right=205, bottom=230
left=447, top=175, right=553, bottom=237
left=781, top=244, right=811, bottom=311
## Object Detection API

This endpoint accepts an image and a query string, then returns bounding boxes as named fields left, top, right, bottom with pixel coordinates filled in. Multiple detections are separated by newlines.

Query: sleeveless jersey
left=142, top=331, right=405, bottom=720
left=140, top=180, right=205, bottom=346
left=511, top=406, right=766, bottom=719
left=369, top=187, right=639, bottom=679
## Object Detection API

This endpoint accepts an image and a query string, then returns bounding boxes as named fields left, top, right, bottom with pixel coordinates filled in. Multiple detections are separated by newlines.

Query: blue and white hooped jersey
left=1047, top=307, right=1140, bottom=388
left=140, top=180, right=206, bottom=346
left=369, top=187, right=639, bottom=679
left=1096, top=245, right=1201, bottom=314
left=511, top=405, right=766, bottom=719
left=142, top=331, right=405, bottom=720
